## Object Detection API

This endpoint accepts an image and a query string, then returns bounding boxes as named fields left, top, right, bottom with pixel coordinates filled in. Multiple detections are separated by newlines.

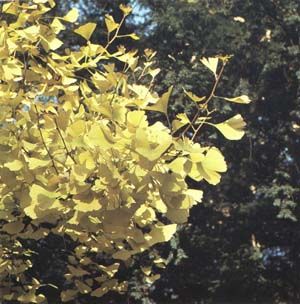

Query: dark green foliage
left=131, top=0, right=300, bottom=303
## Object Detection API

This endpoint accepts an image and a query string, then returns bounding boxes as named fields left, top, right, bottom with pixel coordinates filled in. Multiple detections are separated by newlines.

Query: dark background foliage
left=133, top=1, right=300, bottom=303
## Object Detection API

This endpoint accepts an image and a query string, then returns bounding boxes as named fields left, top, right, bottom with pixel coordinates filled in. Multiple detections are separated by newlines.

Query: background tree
left=133, top=0, right=300, bottom=303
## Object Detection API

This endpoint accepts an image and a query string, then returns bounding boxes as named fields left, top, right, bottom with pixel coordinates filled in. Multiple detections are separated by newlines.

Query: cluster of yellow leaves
left=0, top=1, right=250, bottom=302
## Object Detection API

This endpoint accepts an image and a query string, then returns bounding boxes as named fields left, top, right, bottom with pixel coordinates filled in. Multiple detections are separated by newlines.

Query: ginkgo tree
left=0, top=0, right=250, bottom=302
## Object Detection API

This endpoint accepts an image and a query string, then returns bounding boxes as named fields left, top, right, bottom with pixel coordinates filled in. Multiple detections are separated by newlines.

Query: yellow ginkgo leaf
left=51, top=18, right=66, bottom=34
left=214, top=114, right=246, bottom=140
left=112, top=250, right=132, bottom=261
left=74, top=198, right=102, bottom=212
left=63, top=8, right=79, bottom=23
left=84, top=123, right=113, bottom=149
left=200, top=57, right=219, bottom=75
left=98, top=263, right=120, bottom=277
left=105, top=14, right=119, bottom=33
left=141, top=266, right=152, bottom=276
left=183, top=88, right=206, bottom=103
left=2, top=2, right=18, bottom=15
left=33, top=0, right=48, bottom=3
left=61, top=289, right=78, bottom=302
left=16, top=25, right=40, bottom=40
left=119, top=4, right=133, bottom=15
left=67, top=120, right=86, bottom=138
left=134, top=204, right=156, bottom=226
left=2, top=221, right=25, bottom=234
left=202, top=147, right=227, bottom=172
left=29, top=184, right=57, bottom=210
left=128, top=33, right=139, bottom=40
left=17, top=292, right=38, bottom=303
left=28, top=158, right=51, bottom=170
left=41, top=36, right=63, bottom=51
left=146, top=224, right=177, bottom=246
left=4, top=159, right=23, bottom=171
left=74, top=23, right=97, bottom=41
left=145, top=274, right=161, bottom=284
left=91, top=279, right=118, bottom=297
left=145, top=85, right=173, bottom=114
left=75, top=280, right=91, bottom=294
left=172, top=113, right=190, bottom=133
left=186, top=189, right=203, bottom=204
left=220, top=95, right=251, bottom=104
left=135, top=126, right=172, bottom=161
left=167, top=157, right=187, bottom=176
left=198, top=147, right=227, bottom=185
left=176, top=113, right=190, bottom=124
left=62, top=76, right=77, bottom=85
left=166, top=209, right=189, bottom=223
left=128, top=84, right=159, bottom=106
left=67, top=265, right=89, bottom=277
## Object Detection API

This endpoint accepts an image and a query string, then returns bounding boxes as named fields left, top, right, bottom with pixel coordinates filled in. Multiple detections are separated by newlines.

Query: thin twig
left=180, top=62, right=226, bottom=139
left=34, top=105, right=59, bottom=174
left=54, top=118, right=77, bottom=164
left=104, top=15, right=127, bottom=52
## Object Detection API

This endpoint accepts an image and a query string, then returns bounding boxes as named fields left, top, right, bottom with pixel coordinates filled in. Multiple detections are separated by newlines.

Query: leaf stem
left=54, top=119, right=77, bottom=164
left=34, top=105, right=59, bottom=174
left=180, top=62, right=226, bottom=139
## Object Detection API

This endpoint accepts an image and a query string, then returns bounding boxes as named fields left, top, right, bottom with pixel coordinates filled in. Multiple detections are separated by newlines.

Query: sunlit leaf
left=145, top=85, right=173, bottom=114
left=147, top=224, right=177, bottom=246
left=119, top=4, right=133, bottom=15
left=198, top=147, right=227, bottom=185
left=233, top=16, right=246, bottom=23
left=200, top=57, right=219, bottom=75
left=51, top=18, right=66, bottom=34
left=105, top=14, right=118, bottom=33
left=220, top=95, right=251, bottom=104
left=63, top=8, right=79, bottom=22
left=214, top=114, right=246, bottom=140
left=4, top=159, right=23, bottom=171
left=74, top=23, right=97, bottom=41
left=128, top=33, right=139, bottom=40
left=183, top=88, right=206, bottom=103
left=145, top=274, right=161, bottom=284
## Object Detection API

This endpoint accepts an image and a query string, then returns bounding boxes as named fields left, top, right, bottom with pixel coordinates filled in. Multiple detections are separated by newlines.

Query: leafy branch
left=180, top=61, right=226, bottom=139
